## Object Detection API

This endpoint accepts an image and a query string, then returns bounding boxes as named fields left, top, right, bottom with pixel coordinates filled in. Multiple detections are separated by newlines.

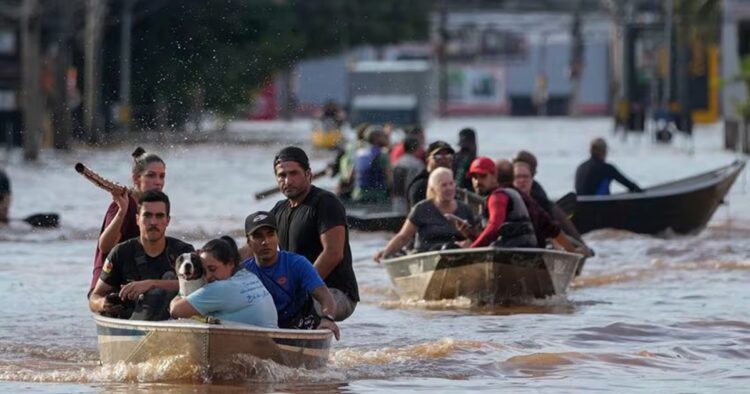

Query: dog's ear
left=190, top=253, right=204, bottom=274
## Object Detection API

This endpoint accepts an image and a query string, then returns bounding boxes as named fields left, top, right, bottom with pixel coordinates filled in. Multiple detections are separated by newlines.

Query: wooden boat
left=571, top=160, right=746, bottom=235
left=94, top=315, right=332, bottom=371
left=382, top=247, right=583, bottom=304
left=345, top=202, right=406, bottom=232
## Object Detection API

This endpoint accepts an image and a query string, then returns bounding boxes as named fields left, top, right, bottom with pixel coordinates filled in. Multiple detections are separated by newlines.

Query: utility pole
left=20, top=0, right=42, bottom=161
left=119, top=0, right=133, bottom=133
left=84, top=0, right=106, bottom=144
left=52, top=0, right=73, bottom=150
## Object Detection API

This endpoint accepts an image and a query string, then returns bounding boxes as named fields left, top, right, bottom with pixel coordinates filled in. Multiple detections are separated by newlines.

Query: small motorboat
left=382, top=247, right=583, bottom=304
left=571, top=160, right=746, bottom=235
left=94, top=315, right=332, bottom=371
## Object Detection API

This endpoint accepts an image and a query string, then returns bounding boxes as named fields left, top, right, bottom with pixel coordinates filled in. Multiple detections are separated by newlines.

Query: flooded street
left=1, top=118, right=749, bottom=392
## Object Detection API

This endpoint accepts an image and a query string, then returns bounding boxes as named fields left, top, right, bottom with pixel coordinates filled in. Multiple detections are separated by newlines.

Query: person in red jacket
left=466, top=157, right=536, bottom=248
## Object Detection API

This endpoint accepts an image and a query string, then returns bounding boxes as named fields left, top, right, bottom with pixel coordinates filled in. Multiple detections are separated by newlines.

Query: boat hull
left=572, top=160, right=746, bottom=235
left=345, top=203, right=406, bottom=232
left=383, top=247, right=583, bottom=304
left=94, top=315, right=332, bottom=371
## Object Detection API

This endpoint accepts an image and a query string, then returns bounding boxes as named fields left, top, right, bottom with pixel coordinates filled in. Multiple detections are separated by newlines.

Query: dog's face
left=176, top=252, right=204, bottom=281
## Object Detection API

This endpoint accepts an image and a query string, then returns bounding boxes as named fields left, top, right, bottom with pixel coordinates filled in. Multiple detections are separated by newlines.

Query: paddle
left=11, top=213, right=60, bottom=228
left=555, top=192, right=577, bottom=216
left=254, top=168, right=328, bottom=200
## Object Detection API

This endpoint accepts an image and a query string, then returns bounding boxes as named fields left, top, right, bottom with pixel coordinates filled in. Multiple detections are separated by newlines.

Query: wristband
left=321, top=314, right=335, bottom=322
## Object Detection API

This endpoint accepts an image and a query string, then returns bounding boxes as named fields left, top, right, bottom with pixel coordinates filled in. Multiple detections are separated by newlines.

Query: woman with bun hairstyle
left=88, top=147, right=166, bottom=292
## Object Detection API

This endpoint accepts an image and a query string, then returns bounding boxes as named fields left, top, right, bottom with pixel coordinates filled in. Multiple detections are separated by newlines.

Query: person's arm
left=119, top=279, right=178, bottom=301
left=89, top=279, right=120, bottom=315
left=374, top=219, right=418, bottom=262
left=98, top=192, right=130, bottom=256
left=170, top=295, right=200, bottom=318
left=315, top=225, right=346, bottom=279
left=470, top=192, right=509, bottom=248
left=311, top=286, right=340, bottom=340
left=607, top=164, right=642, bottom=192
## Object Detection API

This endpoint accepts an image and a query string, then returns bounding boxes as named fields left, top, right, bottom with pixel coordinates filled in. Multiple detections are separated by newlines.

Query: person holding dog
left=89, top=190, right=193, bottom=321
left=89, top=147, right=167, bottom=294
left=258, top=146, right=359, bottom=322
left=169, top=237, right=278, bottom=328
left=243, top=211, right=341, bottom=340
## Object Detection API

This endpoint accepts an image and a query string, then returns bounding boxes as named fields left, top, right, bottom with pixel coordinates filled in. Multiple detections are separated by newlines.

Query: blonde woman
left=374, top=168, right=477, bottom=262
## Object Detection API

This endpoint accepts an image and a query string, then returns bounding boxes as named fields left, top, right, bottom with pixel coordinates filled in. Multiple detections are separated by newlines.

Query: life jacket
left=354, top=145, right=387, bottom=190
left=492, top=188, right=538, bottom=248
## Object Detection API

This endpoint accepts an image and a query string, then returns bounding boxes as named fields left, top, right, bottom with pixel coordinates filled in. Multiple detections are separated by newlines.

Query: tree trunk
left=84, top=0, right=106, bottom=144
left=52, top=0, right=73, bottom=150
left=20, top=0, right=42, bottom=161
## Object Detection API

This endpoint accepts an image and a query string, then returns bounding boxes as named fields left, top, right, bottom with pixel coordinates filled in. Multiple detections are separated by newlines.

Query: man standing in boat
left=263, top=146, right=359, bottom=322
left=575, top=138, right=642, bottom=195
left=89, top=190, right=194, bottom=320
left=465, top=157, right=537, bottom=248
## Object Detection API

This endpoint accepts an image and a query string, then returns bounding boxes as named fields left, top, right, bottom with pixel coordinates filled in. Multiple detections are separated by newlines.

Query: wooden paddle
left=254, top=168, right=327, bottom=200
left=11, top=213, right=60, bottom=228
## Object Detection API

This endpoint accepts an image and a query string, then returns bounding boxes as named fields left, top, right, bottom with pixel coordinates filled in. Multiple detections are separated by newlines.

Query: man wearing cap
left=242, top=211, right=340, bottom=339
left=453, top=128, right=477, bottom=190
left=575, top=137, right=642, bottom=195
left=352, top=125, right=392, bottom=203
left=466, top=157, right=537, bottom=248
left=266, top=146, right=359, bottom=322
left=406, top=140, right=455, bottom=209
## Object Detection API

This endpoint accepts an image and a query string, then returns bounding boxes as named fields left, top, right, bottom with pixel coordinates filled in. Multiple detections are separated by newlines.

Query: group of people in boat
left=360, top=127, right=644, bottom=261
left=87, top=146, right=360, bottom=340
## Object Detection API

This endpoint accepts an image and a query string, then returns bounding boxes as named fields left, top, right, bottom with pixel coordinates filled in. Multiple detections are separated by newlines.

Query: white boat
left=94, top=314, right=332, bottom=371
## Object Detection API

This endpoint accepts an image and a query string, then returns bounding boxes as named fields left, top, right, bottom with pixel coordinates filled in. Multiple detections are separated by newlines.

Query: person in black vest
left=88, top=190, right=194, bottom=320
left=267, top=146, right=359, bottom=321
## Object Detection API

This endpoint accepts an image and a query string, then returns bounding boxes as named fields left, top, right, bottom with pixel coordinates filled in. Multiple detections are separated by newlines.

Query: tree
left=124, top=0, right=430, bottom=128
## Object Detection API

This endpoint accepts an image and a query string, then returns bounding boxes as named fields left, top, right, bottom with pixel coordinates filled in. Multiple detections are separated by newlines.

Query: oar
left=555, top=192, right=577, bottom=216
left=10, top=213, right=60, bottom=228
left=254, top=168, right=327, bottom=200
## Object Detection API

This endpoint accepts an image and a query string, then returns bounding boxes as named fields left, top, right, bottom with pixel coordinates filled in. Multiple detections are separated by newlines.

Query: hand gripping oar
left=74, top=163, right=128, bottom=195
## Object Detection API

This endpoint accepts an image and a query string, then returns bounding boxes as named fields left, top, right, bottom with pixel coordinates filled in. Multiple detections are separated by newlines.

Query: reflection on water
left=1, top=119, right=749, bottom=392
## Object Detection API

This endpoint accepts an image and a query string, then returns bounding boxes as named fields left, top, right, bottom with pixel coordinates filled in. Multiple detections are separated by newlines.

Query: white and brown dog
left=175, top=252, right=206, bottom=297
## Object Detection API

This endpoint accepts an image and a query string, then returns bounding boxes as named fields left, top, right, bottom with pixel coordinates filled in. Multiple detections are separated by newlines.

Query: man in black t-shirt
left=269, top=146, right=359, bottom=321
left=89, top=190, right=194, bottom=320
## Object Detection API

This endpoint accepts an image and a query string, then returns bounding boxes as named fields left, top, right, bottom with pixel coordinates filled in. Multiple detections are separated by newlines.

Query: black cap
left=245, top=211, right=277, bottom=235
left=427, top=140, right=455, bottom=158
left=274, top=146, right=310, bottom=170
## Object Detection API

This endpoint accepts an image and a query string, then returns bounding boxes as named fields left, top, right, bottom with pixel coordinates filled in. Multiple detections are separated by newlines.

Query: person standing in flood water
left=575, top=138, right=642, bottom=195
left=0, top=167, right=10, bottom=224
left=89, top=148, right=166, bottom=294
left=257, top=146, right=359, bottom=321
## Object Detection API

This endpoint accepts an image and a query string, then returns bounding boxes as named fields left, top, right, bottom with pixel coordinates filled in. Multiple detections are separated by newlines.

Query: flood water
left=1, top=118, right=749, bottom=393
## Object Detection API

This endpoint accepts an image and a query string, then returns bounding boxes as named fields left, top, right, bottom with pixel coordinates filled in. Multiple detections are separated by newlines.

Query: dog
left=174, top=252, right=206, bottom=297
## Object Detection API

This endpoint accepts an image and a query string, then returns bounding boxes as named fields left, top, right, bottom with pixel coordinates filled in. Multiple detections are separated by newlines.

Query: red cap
left=468, top=156, right=497, bottom=176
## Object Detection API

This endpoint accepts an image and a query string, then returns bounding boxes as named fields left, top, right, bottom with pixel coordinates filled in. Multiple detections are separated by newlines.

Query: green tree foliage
left=128, top=0, right=429, bottom=126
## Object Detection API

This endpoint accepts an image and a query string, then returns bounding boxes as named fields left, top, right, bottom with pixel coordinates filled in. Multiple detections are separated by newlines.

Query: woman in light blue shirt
left=170, top=237, right=278, bottom=328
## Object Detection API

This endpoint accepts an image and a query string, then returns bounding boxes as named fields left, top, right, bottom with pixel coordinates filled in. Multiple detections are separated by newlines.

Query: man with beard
left=264, top=146, right=359, bottom=321
left=89, top=190, right=194, bottom=320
